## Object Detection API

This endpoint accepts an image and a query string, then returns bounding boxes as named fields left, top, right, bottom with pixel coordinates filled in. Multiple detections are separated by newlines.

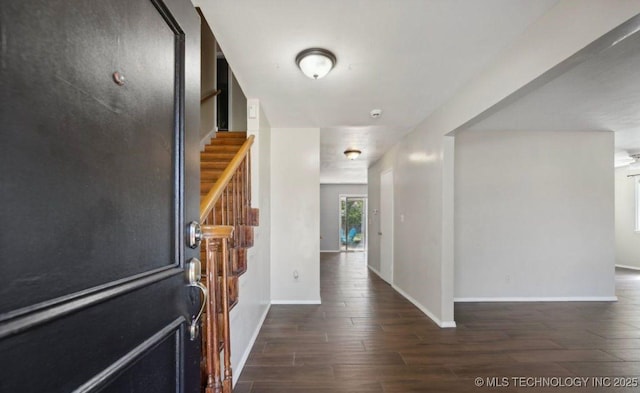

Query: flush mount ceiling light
left=295, top=48, right=336, bottom=79
left=344, top=149, right=361, bottom=160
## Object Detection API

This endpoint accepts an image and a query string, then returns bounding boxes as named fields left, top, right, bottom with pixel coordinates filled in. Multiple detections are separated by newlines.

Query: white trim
left=454, top=296, right=618, bottom=302
left=636, top=177, right=640, bottom=232
left=616, top=264, right=640, bottom=271
left=320, top=250, right=341, bottom=253
left=367, top=265, right=456, bottom=328
left=232, top=304, right=271, bottom=386
left=391, top=283, right=456, bottom=329
left=271, top=299, right=322, bottom=305
left=367, top=264, right=383, bottom=278
left=320, top=182, right=368, bottom=185
left=200, top=128, right=217, bottom=151
left=379, top=169, right=394, bottom=284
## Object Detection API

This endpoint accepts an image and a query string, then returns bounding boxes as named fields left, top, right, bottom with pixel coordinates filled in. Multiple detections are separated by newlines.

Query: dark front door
left=0, top=1, right=201, bottom=392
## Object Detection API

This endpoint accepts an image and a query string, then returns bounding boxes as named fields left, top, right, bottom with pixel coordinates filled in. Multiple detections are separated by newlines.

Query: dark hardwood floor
left=236, top=252, right=640, bottom=392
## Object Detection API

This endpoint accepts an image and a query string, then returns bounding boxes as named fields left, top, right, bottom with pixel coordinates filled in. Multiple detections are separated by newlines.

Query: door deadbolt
left=187, top=221, right=202, bottom=248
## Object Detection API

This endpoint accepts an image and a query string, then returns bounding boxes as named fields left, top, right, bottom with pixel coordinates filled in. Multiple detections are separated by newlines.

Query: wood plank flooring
left=236, top=252, right=640, bottom=392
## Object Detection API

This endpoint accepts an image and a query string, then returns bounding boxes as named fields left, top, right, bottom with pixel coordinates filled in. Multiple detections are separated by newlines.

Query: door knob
left=186, top=258, right=207, bottom=341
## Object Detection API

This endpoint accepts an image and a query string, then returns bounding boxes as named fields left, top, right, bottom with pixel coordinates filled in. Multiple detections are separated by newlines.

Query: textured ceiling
left=467, top=29, right=640, bottom=158
left=197, top=0, right=560, bottom=183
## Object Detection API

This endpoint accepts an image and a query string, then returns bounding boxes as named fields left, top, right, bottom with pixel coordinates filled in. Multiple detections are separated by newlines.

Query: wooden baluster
left=230, top=170, right=239, bottom=274
left=204, top=238, right=222, bottom=393
left=242, top=157, right=247, bottom=222
left=243, top=156, right=248, bottom=242
left=248, top=151, right=252, bottom=206
left=234, top=171, right=240, bottom=249
left=224, top=184, right=228, bottom=225
left=220, top=186, right=225, bottom=226
left=227, top=183, right=231, bottom=226
left=241, top=157, right=245, bottom=223
left=244, top=156, right=248, bottom=222
left=221, top=236, right=233, bottom=393
left=241, top=158, right=246, bottom=249
left=232, top=172, right=236, bottom=230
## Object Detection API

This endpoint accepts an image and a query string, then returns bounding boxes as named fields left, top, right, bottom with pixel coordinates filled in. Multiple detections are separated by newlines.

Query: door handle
left=186, top=258, right=207, bottom=341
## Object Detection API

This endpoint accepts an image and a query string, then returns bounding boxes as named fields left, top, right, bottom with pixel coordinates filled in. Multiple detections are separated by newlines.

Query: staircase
left=200, top=131, right=253, bottom=305
left=200, top=132, right=247, bottom=197
left=198, top=131, right=257, bottom=393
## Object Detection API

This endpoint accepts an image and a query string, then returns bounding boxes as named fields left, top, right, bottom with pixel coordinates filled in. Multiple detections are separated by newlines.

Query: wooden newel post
left=201, top=226, right=234, bottom=393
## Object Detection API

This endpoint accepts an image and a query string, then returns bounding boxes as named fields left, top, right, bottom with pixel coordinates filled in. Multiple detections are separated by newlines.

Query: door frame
left=380, top=169, right=394, bottom=284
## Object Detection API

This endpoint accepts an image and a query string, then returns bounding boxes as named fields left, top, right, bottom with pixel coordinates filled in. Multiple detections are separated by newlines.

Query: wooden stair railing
left=201, top=89, right=222, bottom=103
left=199, top=133, right=257, bottom=393
left=202, top=225, right=232, bottom=393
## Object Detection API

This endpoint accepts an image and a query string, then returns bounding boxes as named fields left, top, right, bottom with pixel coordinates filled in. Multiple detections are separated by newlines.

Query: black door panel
left=1, top=0, right=179, bottom=315
left=0, top=0, right=201, bottom=391
left=0, top=278, right=184, bottom=392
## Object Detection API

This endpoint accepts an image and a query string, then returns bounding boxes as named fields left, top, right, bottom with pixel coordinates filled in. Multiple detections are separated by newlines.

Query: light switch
left=248, top=104, right=257, bottom=119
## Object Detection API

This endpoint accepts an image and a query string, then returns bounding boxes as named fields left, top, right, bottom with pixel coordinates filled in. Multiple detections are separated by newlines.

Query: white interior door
left=380, top=170, right=394, bottom=284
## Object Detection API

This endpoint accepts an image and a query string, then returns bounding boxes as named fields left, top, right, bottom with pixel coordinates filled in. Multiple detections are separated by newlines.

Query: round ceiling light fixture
left=296, top=48, right=337, bottom=79
left=344, top=149, right=362, bottom=160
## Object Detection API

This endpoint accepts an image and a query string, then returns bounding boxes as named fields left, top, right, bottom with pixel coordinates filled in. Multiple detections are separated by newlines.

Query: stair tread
left=201, top=162, right=229, bottom=169
left=209, top=139, right=246, bottom=146
left=212, top=132, right=247, bottom=139
left=201, top=153, right=236, bottom=160
left=204, top=145, right=243, bottom=152
left=201, top=170, right=224, bottom=176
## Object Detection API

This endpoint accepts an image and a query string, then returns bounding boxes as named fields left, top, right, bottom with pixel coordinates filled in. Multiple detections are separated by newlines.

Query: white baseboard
left=367, top=264, right=395, bottom=286
left=232, top=303, right=270, bottom=386
left=271, top=299, right=322, bottom=305
left=320, top=250, right=341, bottom=253
left=616, top=264, right=640, bottom=271
left=367, top=264, right=383, bottom=278
left=367, top=265, right=456, bottom=327
left=390, top=283, right=456, bottom=329
left=454, top=296, right=618, bottom=302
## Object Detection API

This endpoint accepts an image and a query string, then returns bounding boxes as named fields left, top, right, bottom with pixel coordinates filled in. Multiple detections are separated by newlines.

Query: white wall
left=229, top=73, right=247, bottom=131
left=455, top=130, right=615, bottom=300
left=615, top=167, right=640, bottom=269
left=367, top=0, right=638, bottom=328
left=320, top=184, right=367, bottom=252
left=198, top=9, right=216, bottom=142
left=368, top=125, right=455, bottom=328
left=368, top=146, right=397, bottom=274
left=230, top=99, right=271, bottom=384
left=270, top=128, right=321, bottom=303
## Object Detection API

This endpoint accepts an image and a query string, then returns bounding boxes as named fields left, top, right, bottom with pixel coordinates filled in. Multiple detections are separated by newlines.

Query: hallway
left=236, top=252, right=640, bottom=392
